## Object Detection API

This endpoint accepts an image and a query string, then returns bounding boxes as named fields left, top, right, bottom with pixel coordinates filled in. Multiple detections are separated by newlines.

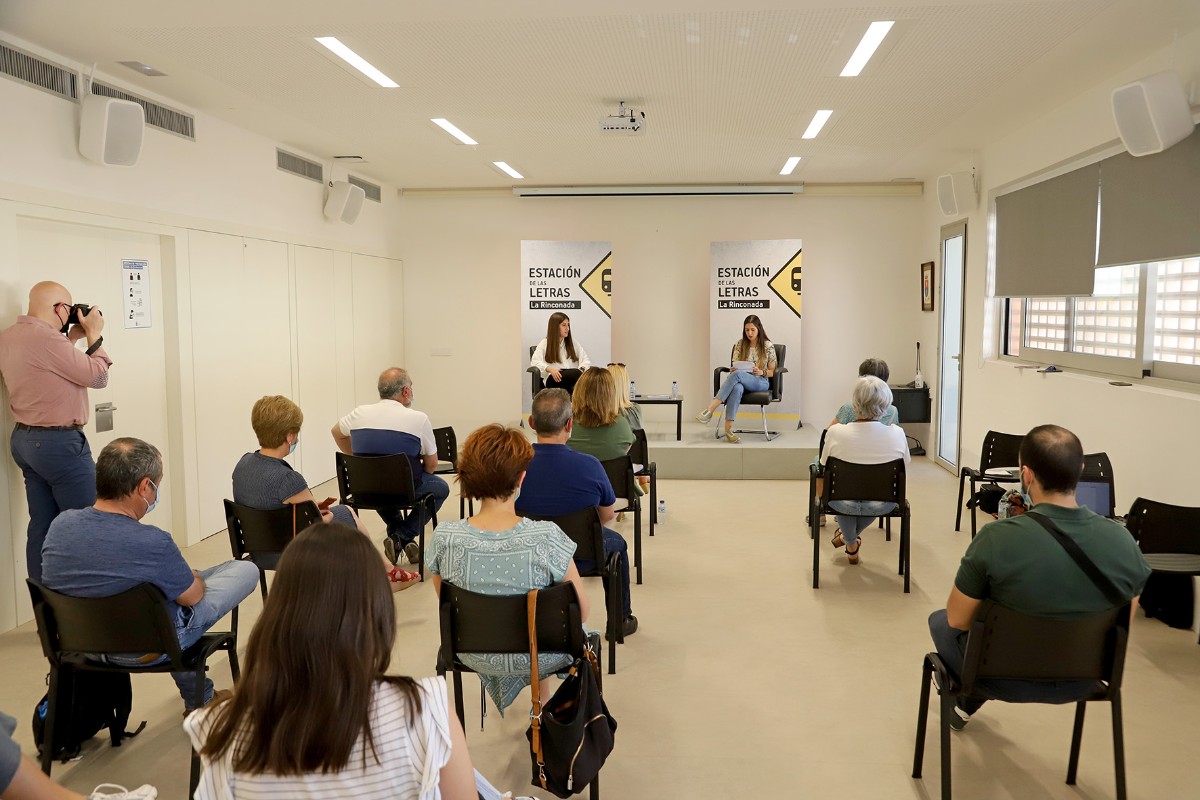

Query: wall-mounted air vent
left=89, top=80, right=195, bottom=140
left=276, top=149, right=324, bottom=183
left=348, top=175, right=382, bottom=203
left=0, top=40, right=77, bottom=101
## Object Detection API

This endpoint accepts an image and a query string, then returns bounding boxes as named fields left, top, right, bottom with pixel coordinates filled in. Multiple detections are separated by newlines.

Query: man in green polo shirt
left=929, top=424, right=1150, bottom=730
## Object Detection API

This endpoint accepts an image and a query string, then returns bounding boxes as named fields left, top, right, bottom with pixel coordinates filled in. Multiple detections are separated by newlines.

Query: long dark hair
left=734, top=314, right=771, bottom=364
left=544, top=312, right=578, bottom=363
left=200, top=523, right=421, bottom=774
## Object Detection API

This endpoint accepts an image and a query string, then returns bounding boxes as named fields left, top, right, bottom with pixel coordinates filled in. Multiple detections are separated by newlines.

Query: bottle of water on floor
left=658, top=499, right=667, bottom=521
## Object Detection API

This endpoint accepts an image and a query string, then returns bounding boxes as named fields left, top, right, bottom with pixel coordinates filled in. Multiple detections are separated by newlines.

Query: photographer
left=0, top=281, right=110, bottom=581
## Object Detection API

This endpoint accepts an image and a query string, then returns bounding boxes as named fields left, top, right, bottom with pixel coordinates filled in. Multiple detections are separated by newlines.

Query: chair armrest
left=527, top=366, right=541, bottom=374
left=713, top=366, right=730, bottom=394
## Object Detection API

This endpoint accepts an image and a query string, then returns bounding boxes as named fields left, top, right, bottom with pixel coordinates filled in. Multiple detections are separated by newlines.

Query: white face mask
left=144, top=479, right=160, bottom=515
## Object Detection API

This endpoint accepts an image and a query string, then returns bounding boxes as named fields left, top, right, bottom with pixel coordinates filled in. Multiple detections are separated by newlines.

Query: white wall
left=930, top=28, right=1200, bottom=509
left=396, top=192, right=931, bottom=438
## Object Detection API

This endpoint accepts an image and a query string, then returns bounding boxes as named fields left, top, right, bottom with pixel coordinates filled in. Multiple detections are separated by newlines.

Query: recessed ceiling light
left=802, top=110, right=833, bottom=139
left=118, top=60, right=167, bottom=77
left=779, top=156, right=802, bottom=176
left=840, top=21, right=894, bottom=77
left=431, top=118, right=478, bottom=146
left=493, top=162, right=524, bottom=180
left=314, top=37, right=398, bottom=88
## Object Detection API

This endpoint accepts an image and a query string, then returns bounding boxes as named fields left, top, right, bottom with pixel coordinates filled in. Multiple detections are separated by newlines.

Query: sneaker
left=184, top=688, right=232, bottom=717
left=382, top=537, right=398, bottom=565
left=804, top=514, right=828, bottom=528
left=89, top=785, right=158, bottom=800
left=724, top=431, right=740, bottom=444
left=404, top=541, right=421, bottom=565
left=948, top=705, right=971, bottom=732
left=695, top=408, right=713, bottom=424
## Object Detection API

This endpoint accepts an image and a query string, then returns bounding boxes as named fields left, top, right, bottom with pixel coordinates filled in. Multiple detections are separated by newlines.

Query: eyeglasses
left=607, top=362, right=626, bottom=367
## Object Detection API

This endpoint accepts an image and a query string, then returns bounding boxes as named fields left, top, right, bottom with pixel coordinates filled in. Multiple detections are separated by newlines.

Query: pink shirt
left=0, top=316, right=112, bottom=426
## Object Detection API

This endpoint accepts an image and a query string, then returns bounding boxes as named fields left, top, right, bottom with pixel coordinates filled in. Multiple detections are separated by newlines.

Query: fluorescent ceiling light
left=431, top=118, right=478, bottom=145
left=780, top=156, right=802, bottom=176
left=314, top=37, right=398, bottom=88
left=494, top=161, right=524, bottom=179
left=802, top=110, right=833, bottom=139
left=515, top=185, right=803, bottom=197
left=840, top=21, right=894, bottom=77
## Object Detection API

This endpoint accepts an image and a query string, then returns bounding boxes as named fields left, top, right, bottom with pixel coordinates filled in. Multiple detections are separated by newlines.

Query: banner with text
left=709, top=240, right=803, bottom=418
left=521, top=240, right=613, bottom=412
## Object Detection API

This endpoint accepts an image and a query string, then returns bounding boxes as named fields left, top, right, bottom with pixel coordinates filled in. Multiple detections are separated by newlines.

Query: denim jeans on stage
left=107, top=560, right=259, bottom=709
left=716, top=371, right=770, bottom=421
left=10, top=428, right=96, bottom=582
left=378, top=471, right=450, bottom=545
left=575, top=527, right=633, bottom=619
left=927, top=608, right=1102, bottom=715
left=829, top=500, right=899, bottom=547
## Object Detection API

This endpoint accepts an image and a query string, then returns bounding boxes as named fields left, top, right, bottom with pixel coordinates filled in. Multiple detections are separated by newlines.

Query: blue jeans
left=928, top=609, right=1101, bottom=715
left=829, top=500, right=898, bottom=547
left=378, top=472, right=450, bottom=545
left=576, top=527, right=633, bottom=619
left=716, top=371, right=770, bottom=421
left=10, top=428, right=96, bottom=582
left=108, top=560, right=259, bottom=708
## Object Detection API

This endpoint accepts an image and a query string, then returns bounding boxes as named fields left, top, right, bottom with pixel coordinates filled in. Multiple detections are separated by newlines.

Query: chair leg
left=459, top=494, right=466, bottom=519
left=939, top=690, right=953, bottom=800
left=227, top=641, right=241, bottom=681
left=969, top=479, right=979, bottom=538
left=902, top=515, right=911, bottom=594
left=885, top=517, right=891, bottom=541
left=1067, top=701, right=1086, bottom=785
left=649, top=474, right=656, bottom=536
left=479, top=681, right=486, bottom=732
left=590, top=771, right=600, bottom=800
left=759, top=406, right=771, bottom=441
left=811, top=508, right=821, bottom=589
left=453, top=668, right=466, bottom=733
left=955, top=473, right=966, bottom=531
left=40, top=667, right=60, bottom=774
left=258, top=570, right=268, bottom=601
left=634, top=504, right=643, bottom=585
left=607, top=573, right=619, bottom=675
left=912, top=657, right=933, bottom=779
left=190, top=750, right=201, bottom=799
left=1112, top=693, right=1126, bottom=800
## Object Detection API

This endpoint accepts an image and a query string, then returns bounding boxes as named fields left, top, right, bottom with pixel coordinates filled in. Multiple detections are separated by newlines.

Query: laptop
left=1076, top=480, right=1114, bottom=518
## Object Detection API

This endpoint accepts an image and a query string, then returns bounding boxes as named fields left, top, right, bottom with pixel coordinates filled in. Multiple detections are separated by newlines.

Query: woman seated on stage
left=820, top=376, right=910, bottom=565
left=530, top=311, right=590, bottom=394
left=569, top=367, right=635, bottom=462
left=232, top=395, right=418, bottom=591
left=696, top=314, right=777, bottom=443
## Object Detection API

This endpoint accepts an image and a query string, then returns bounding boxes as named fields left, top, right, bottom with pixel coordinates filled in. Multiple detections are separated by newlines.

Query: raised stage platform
left=639, top=418, right=818, bottom=480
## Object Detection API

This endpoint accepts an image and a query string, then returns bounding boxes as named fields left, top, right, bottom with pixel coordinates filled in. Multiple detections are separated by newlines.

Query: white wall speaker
left=78, top=95, right=145, bottom=166
left=323, top=181, right=366, bottom=224
left=937, top=171, right=976, bottom=216
left=1112, top=71, right=1195, bottom=157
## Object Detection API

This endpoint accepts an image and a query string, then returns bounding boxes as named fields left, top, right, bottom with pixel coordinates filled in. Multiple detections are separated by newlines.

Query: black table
left=633, top=395, right=683, bottom=441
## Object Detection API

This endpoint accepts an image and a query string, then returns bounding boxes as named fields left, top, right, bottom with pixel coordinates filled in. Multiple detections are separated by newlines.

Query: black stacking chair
left=525, top=507, right=624, bottom=674
left=1078, top=452, right=1117, bottom=518
left=913, top=600, right=1132, bottom=800
left=712, top=343, right=793, bottom=440
left=1126, top=497, right=1200, bottom=642
left=955, top=430, right=1024, bottom=537
left=335, top=452, right=437, bottom=577
left=629, top=428, right=658, bottom=531
left=600, top=455, right=644, bottom=584
left=224, top=498, right=320, bottom=600
left=810, top=457, right=910, bottom=592
left=432, top=426, right=474, bottom=518
left=28, top=580, right=240, bottom=796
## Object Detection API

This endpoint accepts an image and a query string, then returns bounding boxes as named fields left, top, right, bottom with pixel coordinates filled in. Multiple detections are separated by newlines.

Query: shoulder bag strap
left=526, top=590, right=547, bottom=788
left=292, top=502, right=299, bottom=538
left=1025, top=511, right=1126, bottom=606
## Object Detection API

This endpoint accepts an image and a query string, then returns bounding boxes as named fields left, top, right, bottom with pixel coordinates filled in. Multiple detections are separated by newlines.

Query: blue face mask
left=289, top=438, right=299, bottom=455
left=145, top=479, right=160, bottom=515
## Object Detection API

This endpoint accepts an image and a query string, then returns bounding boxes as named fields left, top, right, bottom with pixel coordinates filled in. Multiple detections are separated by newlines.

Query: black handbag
left=524, top=589, right=617, bottom=797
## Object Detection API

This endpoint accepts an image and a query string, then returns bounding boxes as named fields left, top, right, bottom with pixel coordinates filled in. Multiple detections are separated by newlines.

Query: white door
left=935, top=221, right=967, bottom=471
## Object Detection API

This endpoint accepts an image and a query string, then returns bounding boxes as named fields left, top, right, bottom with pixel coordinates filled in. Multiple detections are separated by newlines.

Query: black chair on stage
left=712, top=343, right=793, bottom=440
left=525, top=507, right=624, bottom=674
left=527, top=345, right=546, bottom=396
left=601, top=455, right=645, bottom=583
left=432, top=426, right=474, bottom=518
left=1126, top=497, right=1200, bottom=641
left=913, top=600, right=1132, bottom=800
left=955, top=430, right=1024, bottom=537
left=28, top=580, right=240, bottom=796
left=810, top=456, right=910, bottom=592
left=334, top=452, right=437, bottom=576
left=629, top=428, right=659, bottom=531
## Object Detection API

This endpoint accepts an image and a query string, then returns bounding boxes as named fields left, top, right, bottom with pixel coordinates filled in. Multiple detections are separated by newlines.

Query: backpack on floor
left=32, top=671, right=146, bottom=762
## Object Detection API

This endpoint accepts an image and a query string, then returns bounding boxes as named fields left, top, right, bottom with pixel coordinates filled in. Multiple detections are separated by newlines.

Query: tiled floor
left=3, top=460, right=1198, bottom=799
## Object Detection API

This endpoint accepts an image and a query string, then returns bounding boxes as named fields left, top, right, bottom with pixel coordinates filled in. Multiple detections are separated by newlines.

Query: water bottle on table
left=671, top=380, right=678, bottom=398
left=630, top=379, right=637, bottom=399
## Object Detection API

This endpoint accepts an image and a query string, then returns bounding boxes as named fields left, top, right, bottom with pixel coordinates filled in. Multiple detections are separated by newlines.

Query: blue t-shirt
left=41, top=507, right=195, bottom=622
left=516, top=443, right=616, bottom=517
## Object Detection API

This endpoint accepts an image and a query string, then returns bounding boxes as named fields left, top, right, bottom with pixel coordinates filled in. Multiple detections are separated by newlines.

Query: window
left=1154, top=258, right=1200, bottom=365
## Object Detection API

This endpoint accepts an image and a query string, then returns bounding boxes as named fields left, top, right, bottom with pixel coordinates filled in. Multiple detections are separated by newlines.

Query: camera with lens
left=59, top=303, right=101, bottom=334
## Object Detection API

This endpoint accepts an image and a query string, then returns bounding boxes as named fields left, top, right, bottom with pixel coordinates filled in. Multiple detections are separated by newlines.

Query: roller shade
left=994, top=163, right=1100, bottom=297
left=1097, top=128, right=1200, bottom=268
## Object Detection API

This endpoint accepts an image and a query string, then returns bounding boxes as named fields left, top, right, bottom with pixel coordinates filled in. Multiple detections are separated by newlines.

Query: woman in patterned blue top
left=427, top=424, right=590, bottom=714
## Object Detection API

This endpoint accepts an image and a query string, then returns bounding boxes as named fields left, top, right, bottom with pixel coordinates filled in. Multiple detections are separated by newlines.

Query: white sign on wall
left=520, top=240, right=613, bottom=412
left=122, top=259, right=152, bottom=329
left=709, top=240, right=803, bottom=418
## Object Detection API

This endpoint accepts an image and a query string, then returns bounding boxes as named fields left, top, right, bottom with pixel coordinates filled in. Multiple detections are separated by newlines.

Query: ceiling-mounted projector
left=599, top=101, right=645, bottom=134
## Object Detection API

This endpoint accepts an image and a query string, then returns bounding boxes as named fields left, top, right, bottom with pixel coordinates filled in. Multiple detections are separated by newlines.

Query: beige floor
left=3, top=460, right=1199, bottom=799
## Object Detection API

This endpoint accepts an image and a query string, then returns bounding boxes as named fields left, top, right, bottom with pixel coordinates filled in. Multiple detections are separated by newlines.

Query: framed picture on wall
left=921, top=261, right=935, bottom=312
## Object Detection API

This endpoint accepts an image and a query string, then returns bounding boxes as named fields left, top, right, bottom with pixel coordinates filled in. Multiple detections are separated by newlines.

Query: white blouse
left=530, top=337, right=591, bottom=378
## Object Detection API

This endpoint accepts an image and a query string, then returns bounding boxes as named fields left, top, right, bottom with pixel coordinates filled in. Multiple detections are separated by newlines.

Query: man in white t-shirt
left=332, top=368, right=449, bottom=564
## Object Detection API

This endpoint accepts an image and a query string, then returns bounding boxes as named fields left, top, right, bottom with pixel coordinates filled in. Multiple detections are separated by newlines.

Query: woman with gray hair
left=818, top=376, right=910, bottom=564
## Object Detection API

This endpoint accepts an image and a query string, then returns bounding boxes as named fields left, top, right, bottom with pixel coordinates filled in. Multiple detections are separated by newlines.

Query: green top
left=569, top=416, right=635, bottom=462
left=955, top=503, right=1151, bottom=619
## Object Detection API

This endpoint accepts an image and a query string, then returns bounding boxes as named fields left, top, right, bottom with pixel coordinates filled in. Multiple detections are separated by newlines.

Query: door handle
left=950, top=355, right=961, bottom=361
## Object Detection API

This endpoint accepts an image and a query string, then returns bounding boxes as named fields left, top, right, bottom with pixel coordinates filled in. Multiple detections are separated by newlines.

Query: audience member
left=331, top=368, right=449, bottom=565
left=929, top=424, right=1151, bottom=730
left=233, top=395, right=418, bottom=590
left=820, top=376, right=910, bottom=565
left=0, top=281, right=110, bottom=582
left=828, top=358, right=899, bottom=427
left=568, top=367, right=634, bottom=462
left=427, top=424, right=590, bottom=714
left=606, top=363, right=650, bottom=496
left=517, top=389, right=637, bottom=638
left=40, top=438, right=258, bottom=712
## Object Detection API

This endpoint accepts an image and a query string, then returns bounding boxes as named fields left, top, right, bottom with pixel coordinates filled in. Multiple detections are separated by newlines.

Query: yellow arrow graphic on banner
left=579, top=251, right=613, bottom=318
left=767, top=248, right=803, bottom=319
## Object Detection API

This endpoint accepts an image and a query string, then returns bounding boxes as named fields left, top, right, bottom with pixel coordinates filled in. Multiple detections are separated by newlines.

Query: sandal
left=846, top=541, right=862, bottom=565
left=388, top=567, right=421, bottom=591
left=831, top=528, right=845, bottom=549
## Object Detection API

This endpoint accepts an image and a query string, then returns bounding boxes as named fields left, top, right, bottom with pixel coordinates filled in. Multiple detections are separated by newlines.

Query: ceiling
left=1, top=1, right=1197, bottom=190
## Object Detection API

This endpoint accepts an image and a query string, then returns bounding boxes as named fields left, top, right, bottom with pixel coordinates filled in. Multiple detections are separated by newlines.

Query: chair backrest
left=599, top=456, right=637, bottom=503
left=28, top=580, right=183, bottom=666
left=628, top=428, right=651, bottom=468
left=528, top=345, right=545, bottom=394
left=334, top=452, right=417, bottom=510
left=769, top=343, right=787, bottom=401
left=1125, top=497, right=1200, bottom=555
left=437, top=582, right=586, bottom=671
left=821, top=457, right=906, bottom=506
left=1078, top=452, right=1116, bottom=518
left=432, top=426, right=459, bottom=466
left=224, top=499, right=320, bottom=564
left=524, top=507, right=606, bottom=567
left=979, top=430, right=1024, bottom=472
left=960, top=600, right=1130, bottom=695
